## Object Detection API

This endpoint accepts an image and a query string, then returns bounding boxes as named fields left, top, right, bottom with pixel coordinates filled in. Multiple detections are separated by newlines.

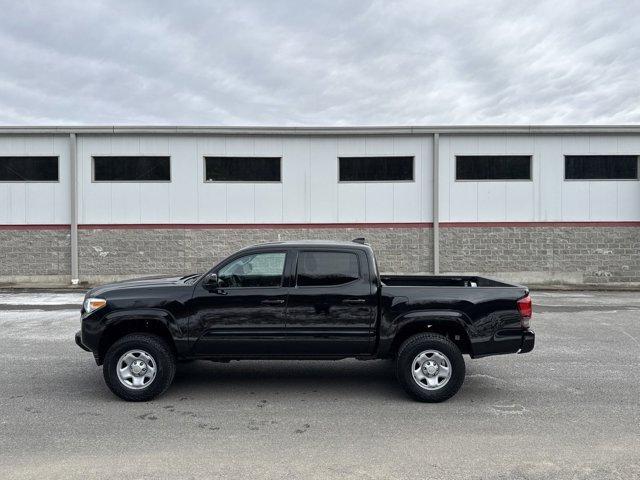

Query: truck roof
left=242, top=240, right=372, bottom=250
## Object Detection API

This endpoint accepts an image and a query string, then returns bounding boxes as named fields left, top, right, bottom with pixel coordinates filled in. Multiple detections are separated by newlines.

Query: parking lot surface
left=0, top=290, right=638, bottom=479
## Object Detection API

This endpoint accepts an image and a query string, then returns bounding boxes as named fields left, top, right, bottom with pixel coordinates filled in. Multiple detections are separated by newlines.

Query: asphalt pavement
left=0, top=290, right=638, bottom=479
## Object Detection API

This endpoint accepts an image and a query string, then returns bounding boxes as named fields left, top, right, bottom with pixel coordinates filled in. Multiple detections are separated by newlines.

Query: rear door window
left=296, top=251, right=360, bottom=287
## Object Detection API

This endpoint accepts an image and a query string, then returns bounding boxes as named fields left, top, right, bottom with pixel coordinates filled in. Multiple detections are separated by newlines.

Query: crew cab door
left=189, top=249, right=292, bottom=355
left=284, top=249, right=376, bottom=355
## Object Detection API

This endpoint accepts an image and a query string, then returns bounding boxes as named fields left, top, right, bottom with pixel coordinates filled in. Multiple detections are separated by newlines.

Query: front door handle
left=261, top=299, right=285, bottom=305
left=343, top=298, right=366, bottom=304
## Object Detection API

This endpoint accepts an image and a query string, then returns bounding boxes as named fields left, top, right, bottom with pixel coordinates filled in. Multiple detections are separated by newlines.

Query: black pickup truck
left=76, top=239, right=534, bottom=402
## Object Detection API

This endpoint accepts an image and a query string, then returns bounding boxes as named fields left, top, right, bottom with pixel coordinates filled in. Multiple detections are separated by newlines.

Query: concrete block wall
left=2, top=225, right=638, bottom=286
left=440, top=226, right=640, bottom=284
left=78, top=227, right=433, bottom=283
left=0, top=228, right=70, bottom=284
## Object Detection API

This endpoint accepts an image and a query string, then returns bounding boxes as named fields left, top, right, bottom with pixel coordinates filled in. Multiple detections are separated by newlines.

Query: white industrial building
left=0, top=126, right=638, bottom=286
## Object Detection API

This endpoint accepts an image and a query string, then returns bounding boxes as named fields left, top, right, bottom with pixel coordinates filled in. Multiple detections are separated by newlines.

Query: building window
left=296, top=251, right=360, bottom=287
left=93, top=156, right=171, bottom=182
left=0, top=156, right=58, bottom=181
left=338, top=156, right=414, bottom=182
left=456, top=155, right=532, bottom=180
left=565, top=155, right=639, bottom=180
left=204, top=157, right=281, bottom=182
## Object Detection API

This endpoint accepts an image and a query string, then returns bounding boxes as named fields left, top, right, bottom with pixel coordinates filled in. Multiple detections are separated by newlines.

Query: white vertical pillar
left=69, top=133, right=79, bottom=284
left=432, top=133, right=440, bottom=274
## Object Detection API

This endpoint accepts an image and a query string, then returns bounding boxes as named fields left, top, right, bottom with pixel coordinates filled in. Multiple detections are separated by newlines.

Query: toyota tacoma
left=76, top=239, right=534, bottom=402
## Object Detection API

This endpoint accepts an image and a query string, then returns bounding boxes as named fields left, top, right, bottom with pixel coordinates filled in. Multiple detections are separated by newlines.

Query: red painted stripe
left=440, top=221, right=640, bottom=227
left=1, top=221, right=638, bottom=231
left=78, top=222, right=434, bottom=230
left=0, top=224, right=70, bottom=231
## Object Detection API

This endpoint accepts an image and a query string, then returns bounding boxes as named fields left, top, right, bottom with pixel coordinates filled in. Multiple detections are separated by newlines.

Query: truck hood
left=87, top=274, right=200, bottom=297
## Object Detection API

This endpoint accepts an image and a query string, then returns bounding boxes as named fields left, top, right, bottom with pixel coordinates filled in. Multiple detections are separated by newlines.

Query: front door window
left=217, top=252, right=286, bottom=288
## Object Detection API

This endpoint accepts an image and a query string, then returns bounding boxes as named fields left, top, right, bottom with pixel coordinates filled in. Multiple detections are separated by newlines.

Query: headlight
left=83, top=297, right=107, bottom=315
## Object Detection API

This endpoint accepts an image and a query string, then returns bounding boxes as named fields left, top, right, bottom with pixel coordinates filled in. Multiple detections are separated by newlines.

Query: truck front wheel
left=103, top=333, right=176, bottom=402
left=396, top=333, right=465, bottom=402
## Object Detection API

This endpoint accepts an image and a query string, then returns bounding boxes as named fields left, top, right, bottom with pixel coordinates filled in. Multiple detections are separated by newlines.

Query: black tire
left=396, top=333, right=465, bottom=402
left=103, top=333, right=176, bottom=402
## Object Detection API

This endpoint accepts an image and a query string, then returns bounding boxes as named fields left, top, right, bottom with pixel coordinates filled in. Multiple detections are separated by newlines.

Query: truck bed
left=377, top=274, right=531, bottom=359
left=380, top=275, right=516, bottom=288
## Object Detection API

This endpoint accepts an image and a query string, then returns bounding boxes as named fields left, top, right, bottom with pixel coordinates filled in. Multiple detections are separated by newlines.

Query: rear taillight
left=517, top=295, right=532, bottom=329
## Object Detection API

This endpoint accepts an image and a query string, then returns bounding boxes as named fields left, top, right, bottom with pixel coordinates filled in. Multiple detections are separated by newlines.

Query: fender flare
left=378, top=309, right=475, bottom=357
left=95, top=308, right=183, bottom=360
left=101, top=308, right=181, bottom=334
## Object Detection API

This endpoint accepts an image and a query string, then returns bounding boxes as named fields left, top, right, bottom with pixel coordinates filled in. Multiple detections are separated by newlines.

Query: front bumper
left=518, top=330, right=535, bottom=354
left=75, top=330, right=91, bottom=352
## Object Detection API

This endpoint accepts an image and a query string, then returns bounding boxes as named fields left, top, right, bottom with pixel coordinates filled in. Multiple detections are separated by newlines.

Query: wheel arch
left=385, top=311, right=473, bottom=358
left=97, top=309, right=179, bottom=365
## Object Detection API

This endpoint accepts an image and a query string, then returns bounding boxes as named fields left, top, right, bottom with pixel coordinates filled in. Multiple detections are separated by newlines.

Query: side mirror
left=203, top=273, right=219, bottom=289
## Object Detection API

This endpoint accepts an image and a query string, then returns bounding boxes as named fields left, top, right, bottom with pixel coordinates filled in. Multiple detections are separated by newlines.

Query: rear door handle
left=343, top=298, right=366, bottom=304
left=261, top=299, right=285, bottom=305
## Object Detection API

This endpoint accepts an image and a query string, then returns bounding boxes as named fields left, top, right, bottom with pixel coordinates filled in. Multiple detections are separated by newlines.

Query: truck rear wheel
left=103, top=333, right=176, bottom=402
left=396, top=333, right=465, bottom=402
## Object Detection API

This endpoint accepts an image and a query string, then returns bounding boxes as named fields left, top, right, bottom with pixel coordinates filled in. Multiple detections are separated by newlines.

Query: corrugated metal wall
left=77, top=134, right=432, bottom=224
left=0, top=135, right=70, bottom=224
left=439, top=134, right=640, bottom=222
left=0, top=132, right=639, bottom=225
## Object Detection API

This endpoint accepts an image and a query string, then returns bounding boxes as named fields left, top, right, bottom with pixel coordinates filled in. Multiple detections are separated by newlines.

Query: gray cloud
left=0, top=0, right=638, bottom=125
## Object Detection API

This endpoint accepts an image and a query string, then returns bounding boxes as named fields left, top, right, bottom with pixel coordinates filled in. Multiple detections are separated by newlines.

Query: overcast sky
left=1, top=0, right=639, bottom=126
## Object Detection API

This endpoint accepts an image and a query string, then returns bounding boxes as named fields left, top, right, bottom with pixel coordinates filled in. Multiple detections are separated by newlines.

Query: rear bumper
left=75, top=330, right=91, bottom=352
left=519, top=330, right=535, bottom=354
